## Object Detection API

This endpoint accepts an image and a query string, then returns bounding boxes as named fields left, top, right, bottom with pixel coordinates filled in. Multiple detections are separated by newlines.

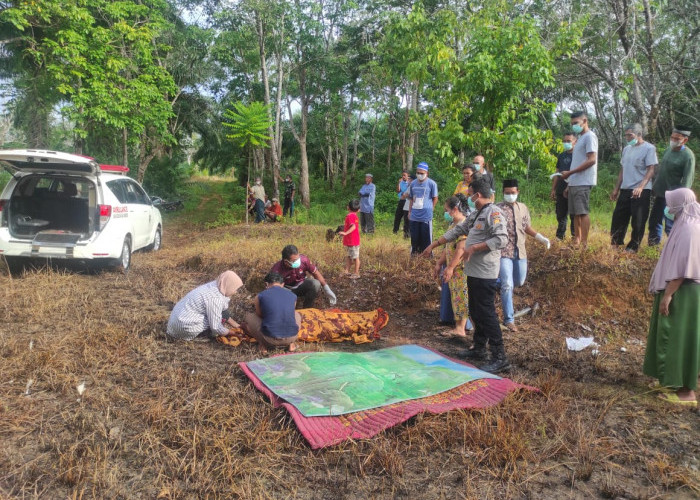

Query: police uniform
left=443, top=203, right=509, bottom=365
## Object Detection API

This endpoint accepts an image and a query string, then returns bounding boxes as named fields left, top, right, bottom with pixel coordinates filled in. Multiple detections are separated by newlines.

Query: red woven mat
left=239, top=346, right=538, bottom=449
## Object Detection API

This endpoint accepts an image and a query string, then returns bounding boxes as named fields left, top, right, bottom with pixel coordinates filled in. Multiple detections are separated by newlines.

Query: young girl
left=339, top=199, right=361, bottom=279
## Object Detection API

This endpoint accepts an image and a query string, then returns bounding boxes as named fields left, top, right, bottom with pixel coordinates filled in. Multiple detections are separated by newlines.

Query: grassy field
left=1, top=181, right=699, bottom=499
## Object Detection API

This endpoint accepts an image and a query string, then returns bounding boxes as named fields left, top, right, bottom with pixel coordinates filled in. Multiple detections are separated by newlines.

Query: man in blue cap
left=407, top=162, right=439, bottom=255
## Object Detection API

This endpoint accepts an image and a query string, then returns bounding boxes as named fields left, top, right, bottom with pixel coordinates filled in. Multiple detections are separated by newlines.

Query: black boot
left=459, top=345, right=488, bottom=362
left=480, top=345, right=511, bottom=373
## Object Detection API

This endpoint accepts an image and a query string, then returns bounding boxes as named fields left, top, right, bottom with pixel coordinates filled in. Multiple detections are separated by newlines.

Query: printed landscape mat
left=239, top=344, right=537, bottom=449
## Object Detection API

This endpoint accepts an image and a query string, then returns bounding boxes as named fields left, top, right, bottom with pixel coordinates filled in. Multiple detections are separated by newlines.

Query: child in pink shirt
left=339, top=199, right=361, bottom=278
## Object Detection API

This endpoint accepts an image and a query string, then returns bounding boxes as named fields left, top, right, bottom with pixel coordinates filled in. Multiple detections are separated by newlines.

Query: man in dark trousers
left=550, top=132, right=576, bottom=240
left=428, top=178, right=510, bottom=373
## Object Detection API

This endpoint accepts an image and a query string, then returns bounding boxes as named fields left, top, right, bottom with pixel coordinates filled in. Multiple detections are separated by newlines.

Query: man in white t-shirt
left=610, top=123, right=658, bottom=252
left=560, top=111, right=598, bottom=248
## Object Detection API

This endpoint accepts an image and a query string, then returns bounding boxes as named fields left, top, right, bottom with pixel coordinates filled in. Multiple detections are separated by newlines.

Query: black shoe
left=459, top=346, right=488, bottom=361
left=480, top=345, right=511, bottom=373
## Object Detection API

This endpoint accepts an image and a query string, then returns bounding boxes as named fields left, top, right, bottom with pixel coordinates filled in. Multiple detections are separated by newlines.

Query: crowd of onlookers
left=171, top=112, right=698, bottom=406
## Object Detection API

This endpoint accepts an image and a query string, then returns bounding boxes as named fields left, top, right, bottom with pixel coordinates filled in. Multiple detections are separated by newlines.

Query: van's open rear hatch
left=0, top=149, right=100, bottom=176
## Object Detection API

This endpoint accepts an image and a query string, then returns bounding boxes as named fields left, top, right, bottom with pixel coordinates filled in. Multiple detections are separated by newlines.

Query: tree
left=222, top=101, right=273, bottom=179
left=2, top=0, right=177, bottom=180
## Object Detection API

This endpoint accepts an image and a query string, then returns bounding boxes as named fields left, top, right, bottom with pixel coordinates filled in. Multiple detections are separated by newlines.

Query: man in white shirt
left=560, top=111, right=598, bottom=248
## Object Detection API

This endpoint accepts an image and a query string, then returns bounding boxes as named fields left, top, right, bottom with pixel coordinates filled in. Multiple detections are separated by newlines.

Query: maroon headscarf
left=648, top=188, right=700, bottom=293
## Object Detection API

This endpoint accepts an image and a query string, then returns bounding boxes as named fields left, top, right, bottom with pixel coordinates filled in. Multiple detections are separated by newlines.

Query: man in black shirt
left=550, top=133, right=576, bottom=240
left=278, top=174, right=296, bottom=217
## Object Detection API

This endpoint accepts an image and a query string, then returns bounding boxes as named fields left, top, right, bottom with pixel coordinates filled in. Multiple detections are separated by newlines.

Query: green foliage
left=142, top=157, right=194, bottom=198
left=417, top=0, right=559, bottom=177
left=222, top=101, right=274, bottom=148
left=2, top=0, right=177, bottom=148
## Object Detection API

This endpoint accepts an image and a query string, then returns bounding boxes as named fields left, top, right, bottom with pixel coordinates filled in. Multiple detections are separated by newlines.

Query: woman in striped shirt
left=167, top=271, right=243, bottom=341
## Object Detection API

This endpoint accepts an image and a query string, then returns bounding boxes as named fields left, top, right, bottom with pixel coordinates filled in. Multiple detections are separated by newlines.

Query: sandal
left=647, top=381, right=673, bottom=392
left=349, top=274, right=360, bottom=279
left=657, top=392, right=697, bottom=407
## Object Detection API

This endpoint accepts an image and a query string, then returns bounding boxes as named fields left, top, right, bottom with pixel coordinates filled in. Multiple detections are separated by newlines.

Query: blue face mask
left=287, top=258, right=301, bottom=269
left=467, top=196, right=476, bottom=209
left=627, top=138, right=638, bottom=146
left=562, top=142, right=573, bottom=151
left=444, top=211, right=453, bottom=222
left=473, top=163, right=481, bottom=172
left=664, top=207, right=675, bottom=221
left=572, top=123, right=583, bottom=134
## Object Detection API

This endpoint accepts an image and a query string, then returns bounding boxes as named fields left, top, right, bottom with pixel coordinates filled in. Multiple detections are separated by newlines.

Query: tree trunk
left=351, top=107, right=363, bottom=179
left=122, top=127, right=128, bottom=167
left=406, top=83, right=418, bottom=171
left=370, top=117, right=377, bottom=169
left=255, top=10, right=280, bottom=198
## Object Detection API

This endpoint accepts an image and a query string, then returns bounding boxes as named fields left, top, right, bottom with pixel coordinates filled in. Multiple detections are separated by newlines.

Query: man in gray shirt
left=427, top=178, right=510, bottom=373
left=610, top=123, right=658, bottom=252
left=560, top=111, right=598, bottom=248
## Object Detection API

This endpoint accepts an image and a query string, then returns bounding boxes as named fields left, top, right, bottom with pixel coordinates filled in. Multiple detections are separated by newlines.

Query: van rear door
left=0, top=150, right=100, bottom=176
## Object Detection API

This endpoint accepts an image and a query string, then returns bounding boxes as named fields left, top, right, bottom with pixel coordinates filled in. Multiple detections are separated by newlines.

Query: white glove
left=323, top=284, right=337, bottom=305
left=535, top=233, right=550, bottom=250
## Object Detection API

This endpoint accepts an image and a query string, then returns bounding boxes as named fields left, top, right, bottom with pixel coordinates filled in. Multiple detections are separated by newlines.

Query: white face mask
left=669, top=140, right=682, bottom=148
left=504, top=193, right=518, bottom=204
left=416, top=173, right=427, bottom=181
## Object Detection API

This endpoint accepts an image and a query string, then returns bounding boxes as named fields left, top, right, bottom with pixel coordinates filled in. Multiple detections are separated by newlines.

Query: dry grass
left=1, top=219, right=699, bottom=499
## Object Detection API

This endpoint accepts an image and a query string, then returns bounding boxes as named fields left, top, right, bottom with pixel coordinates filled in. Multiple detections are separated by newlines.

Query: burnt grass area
left=1, top=220, right=699, bottom=499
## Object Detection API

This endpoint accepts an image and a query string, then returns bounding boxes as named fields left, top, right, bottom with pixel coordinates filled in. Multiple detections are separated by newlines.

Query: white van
left=0, top=149, right=162, bottom=272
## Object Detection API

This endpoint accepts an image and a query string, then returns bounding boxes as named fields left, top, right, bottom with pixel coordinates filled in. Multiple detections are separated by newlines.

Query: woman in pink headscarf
left=644, top=188, right=700, bottom=406
left=167, top=271, right=244, bottom=341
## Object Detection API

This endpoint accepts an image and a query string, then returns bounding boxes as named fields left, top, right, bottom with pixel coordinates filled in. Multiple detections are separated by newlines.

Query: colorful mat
left=217, top=308, right=388, bottom=347
left=239, top=345, right=538, bottom=449
left=243, top=345, right=501, bottom=417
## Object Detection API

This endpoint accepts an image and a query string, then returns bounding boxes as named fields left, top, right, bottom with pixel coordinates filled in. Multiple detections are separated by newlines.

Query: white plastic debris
left=566, top=337, right=599, bottom=352
left=620, top=347, right=627, bottom=353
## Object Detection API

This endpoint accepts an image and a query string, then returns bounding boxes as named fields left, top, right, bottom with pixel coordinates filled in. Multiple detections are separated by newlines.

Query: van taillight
left=99, top=204, right=111, bottom=230
left=0, top=200, right=5, bottom=227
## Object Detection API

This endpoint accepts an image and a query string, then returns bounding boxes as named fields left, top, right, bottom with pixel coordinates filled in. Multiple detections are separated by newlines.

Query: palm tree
left=222, top=101, right=273, bottom=224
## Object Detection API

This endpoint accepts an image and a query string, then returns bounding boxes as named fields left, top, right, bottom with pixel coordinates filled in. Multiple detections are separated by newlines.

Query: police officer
left=423, top=177, right=510, bottom=372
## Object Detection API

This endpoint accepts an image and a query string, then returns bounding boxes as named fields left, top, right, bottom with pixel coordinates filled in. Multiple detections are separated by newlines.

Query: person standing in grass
left=393, top=171, right=411, bottom=237
left=434, top=194, right=473, bottom=339
left=408, top=162, right=439, bottom=255
left=245, top=272, right=301, bottom=354
left=550, top=132, right=576, bottom=240
left=609, top=123, right=658, bottom=252
left=339, top=199, right=361, bottom=279
left=644, top=188, right=700, bottom=407
left=358, top=173, right=376, bottom=234
left=248, top=177, right=266, bottom=223
left=559, top=111, right=598, bottom=248
left=647, top=127, right=695, bottom=246
left=167, top=271, right=244, bottom=341
left=278, top=173, right=296, bottom=217
left=496, top=179, right=550, bottom=332
left=426, top=178, right=510, bottom=373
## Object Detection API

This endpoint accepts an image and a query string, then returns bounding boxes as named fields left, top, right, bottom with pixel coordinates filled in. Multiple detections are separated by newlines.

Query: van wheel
left=115, top=237, right=132, bottom=273
left=146, top=226, right=161, bottom=251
